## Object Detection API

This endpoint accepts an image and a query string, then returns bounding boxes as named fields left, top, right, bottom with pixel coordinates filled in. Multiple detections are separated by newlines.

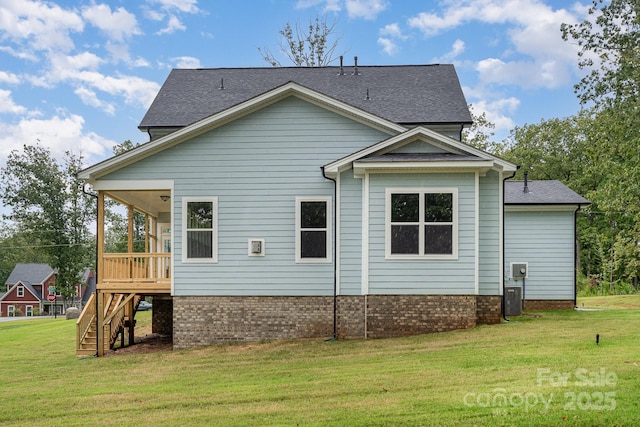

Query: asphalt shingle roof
left=139, top=64, right=472, bottom=130
left=505, top=180, right=590, bottom=205
left=5, top=263, right=54, bottom=285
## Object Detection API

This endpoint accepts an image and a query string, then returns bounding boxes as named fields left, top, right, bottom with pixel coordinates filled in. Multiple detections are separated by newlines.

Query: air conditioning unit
left=505, top=286, right=522, bottom=316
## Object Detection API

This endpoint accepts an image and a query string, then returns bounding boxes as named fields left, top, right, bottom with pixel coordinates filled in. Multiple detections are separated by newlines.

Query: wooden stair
left=76, top=292, right=142, bottom=356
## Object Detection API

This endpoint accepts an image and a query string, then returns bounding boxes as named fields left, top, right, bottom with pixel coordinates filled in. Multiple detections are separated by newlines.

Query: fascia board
left=353, top=160, right=495, bottom=176
left=79, top=82, right=404, bottom=181
left=325, top=125, right=517, bottom=174
left=505, top=204, right=585, bottom=212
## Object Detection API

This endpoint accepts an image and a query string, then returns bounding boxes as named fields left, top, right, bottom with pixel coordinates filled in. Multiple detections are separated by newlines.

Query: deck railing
left=102, top=253, right=170, bottom=283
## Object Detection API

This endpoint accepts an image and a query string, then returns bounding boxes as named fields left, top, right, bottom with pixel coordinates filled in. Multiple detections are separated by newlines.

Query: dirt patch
left=106, top=333, right=172, bottom=356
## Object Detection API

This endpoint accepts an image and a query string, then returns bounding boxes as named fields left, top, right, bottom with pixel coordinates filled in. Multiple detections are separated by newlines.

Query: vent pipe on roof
left=338, top=55, right=345, bottom=76
left=524, top=171, right=530, bottom=193
left=352, top=56, right=360, bottom=75
left=365, top=88, right=370, bottom=100
left=218, top=78, right=224, bottom=90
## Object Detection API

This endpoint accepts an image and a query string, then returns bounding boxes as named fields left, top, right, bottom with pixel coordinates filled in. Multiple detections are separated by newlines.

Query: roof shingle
left=139, top=64, right=472, bottom=130
left=505, top=180, right=590, bottom=205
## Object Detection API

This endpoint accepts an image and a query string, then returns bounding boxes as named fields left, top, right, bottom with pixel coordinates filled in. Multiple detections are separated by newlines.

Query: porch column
left=127, top=205, right=135, bottom=253
left=96, top=191, right=105, bottom=357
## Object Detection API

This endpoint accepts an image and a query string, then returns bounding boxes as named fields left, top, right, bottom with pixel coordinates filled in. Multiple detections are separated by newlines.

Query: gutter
left=574, top=205, right=581, bottom=308
left=502, top=168, right=518, bottom=322
left=321, top=167, right=338, bottom=341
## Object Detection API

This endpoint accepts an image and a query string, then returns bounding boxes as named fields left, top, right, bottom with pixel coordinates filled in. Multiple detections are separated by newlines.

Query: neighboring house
left=504, top=177, right=590, bottom=311
left=1, top=263, right=56, bottom=317
left=76, top=63, right=586, bottom=355
left=0, top=264, right=93, bottom=316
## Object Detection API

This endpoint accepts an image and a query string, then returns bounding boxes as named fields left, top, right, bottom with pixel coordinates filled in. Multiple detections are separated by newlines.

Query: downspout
left=574, top=205, right=581, bottom=308
left=81, top=181, right=99, bottom=357
left=502, top=169, right=518, bottom=322
left=321, top=166, right=338, bottom=341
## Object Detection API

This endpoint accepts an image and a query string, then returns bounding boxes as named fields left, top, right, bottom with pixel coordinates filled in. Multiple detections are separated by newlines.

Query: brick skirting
left=172, top=294, right=503, bottom=349
left=523, top=300, right=575, bottom=310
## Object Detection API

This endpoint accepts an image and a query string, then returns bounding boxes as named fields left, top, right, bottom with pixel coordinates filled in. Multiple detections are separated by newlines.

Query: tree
left=113, top=139, right=140, bottom=155
left=561, top=0, right=640, bottom=106
left=259, top=16, right=343, bottom=67
left=0, top=223, right=49, bottom=289
left=461, top=106, right=505, bottom=155
left=0, top=145, right=95, bottom=307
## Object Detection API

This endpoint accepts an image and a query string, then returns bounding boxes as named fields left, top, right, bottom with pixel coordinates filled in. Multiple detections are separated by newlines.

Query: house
left=504, top=177, right=590, bottom=312
left=0, top=264, right=94, bottom=317
left=76, top=62, right=584, bottom=356
left=1, top=263, right=57, bottom=317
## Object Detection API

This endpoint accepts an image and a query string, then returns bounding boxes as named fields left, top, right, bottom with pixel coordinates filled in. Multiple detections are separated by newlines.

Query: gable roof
left=139, top=64, right=472, bottom=131
left=5, top=281, right=42, bottom=301
left=5, top=263, right=55, bottom=286
left=324, top=126, right=517, bottom=177
left=80, top=82, right=407, bottom=182
left=505, top=180, right=590, bottom=205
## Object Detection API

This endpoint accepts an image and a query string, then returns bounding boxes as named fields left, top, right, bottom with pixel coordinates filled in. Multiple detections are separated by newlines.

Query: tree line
left=1, top=0, right=638, bottom=296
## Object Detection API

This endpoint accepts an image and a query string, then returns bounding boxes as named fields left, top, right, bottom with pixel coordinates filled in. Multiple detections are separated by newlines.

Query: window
left=182, top=197, right=218, bottom=263
left=17, top=286, right=24, bottom=297
left=8, top=305, right=14, bottom=317
left=386, top=188, right=457, bottom=259
left=26, top=306, right=33, bottom=317
left=296, top=197, right=332, bottom=263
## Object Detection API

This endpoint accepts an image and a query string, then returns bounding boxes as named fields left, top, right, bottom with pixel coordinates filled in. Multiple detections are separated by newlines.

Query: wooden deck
left=100, top=252, right=171, bottom=294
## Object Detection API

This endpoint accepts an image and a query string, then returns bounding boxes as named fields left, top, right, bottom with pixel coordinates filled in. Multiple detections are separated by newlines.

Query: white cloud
left=432, top=39, right=465, bottom=63
left=148, top=0, right=201, bottom=14
left=345, top=0, right=389, bottom=20
left=0, top=89, right=26, bottom=114
left=0, top=114, right=114, bottom=166
left=0, top=71, right=20, bottom=85
left=380, top=23, right=406, bottom=39
left=172, top=56, right=202, bottom=68
left=408, top=0, right=585, bottom=90
left=465, top=88, right=520, bottom=134
left=82, top=4, right=141, bottom=42
left=377, top=37, right=398, bottom=56
left=0, top=0, right=84, bottom=53
left=74, top=87, right=116, bottom=115
left=156, top=15, right=186, bottom=35
left=295, top=0, right=388, bottom=19
left=378, top=23, right=408, bottom=56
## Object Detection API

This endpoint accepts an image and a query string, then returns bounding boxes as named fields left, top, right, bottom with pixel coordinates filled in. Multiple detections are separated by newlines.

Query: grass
left=1, top=300, right=639, bottom=426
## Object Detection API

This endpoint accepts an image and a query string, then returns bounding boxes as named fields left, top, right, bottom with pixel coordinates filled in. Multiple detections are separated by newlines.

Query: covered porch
left=77, top=187, right=172, bottom=356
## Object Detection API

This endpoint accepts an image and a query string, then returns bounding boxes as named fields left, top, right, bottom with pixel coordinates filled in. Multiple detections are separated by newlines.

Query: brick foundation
left=172, top=294, right=503, bottom=349
left=523, top=300, right=575, bottom=310
left=173, top=296, right=333, bottom=349
left=477, top=295, right=502, bottom=325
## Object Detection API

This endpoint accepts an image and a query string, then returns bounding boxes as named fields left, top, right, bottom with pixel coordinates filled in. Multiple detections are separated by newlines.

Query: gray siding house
left=76, top=64, right=585, bottom=354
left=505, top=179, right=590, bottom=310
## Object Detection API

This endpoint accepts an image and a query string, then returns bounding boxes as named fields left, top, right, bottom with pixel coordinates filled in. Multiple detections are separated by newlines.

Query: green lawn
left=1, top=301, right=639, bottom=426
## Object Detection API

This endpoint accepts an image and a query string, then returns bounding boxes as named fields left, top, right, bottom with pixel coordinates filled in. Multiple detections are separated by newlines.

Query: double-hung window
left=296, top=197, right=332, bottom=263
left=17, top=286, right=24, bottom=297
left=182, top=197, right=218, bottom=263
left=386, top=188, right=458, bottom=259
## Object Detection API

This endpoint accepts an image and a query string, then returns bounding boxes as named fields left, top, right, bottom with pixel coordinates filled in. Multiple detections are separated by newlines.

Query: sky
left=0, top=0, right=593, bottom=173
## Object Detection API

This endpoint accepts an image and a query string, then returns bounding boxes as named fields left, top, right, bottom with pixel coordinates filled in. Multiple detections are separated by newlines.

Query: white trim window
left=386, top=188, right=458, bottom=259
left=17, top=286, right=24, bottom=297
left=182, top=197, right=218, bottom=263
left=296, top=196, right=332, bottom=263
left=26, top=306, right=33, bottom=317
left=8, top=305, right=15, bottom=317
